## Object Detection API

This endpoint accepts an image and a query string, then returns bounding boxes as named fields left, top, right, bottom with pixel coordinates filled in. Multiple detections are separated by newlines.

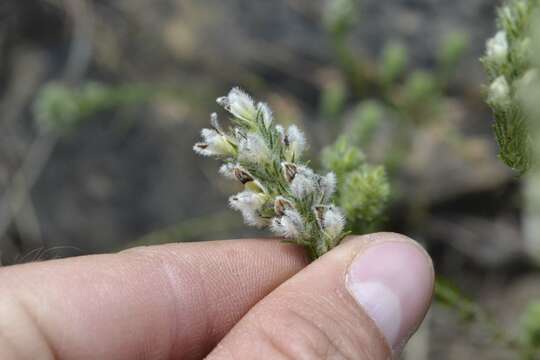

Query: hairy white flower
left=274, top=196, right=294, bottom=216
left=275, top=125, right=285, bottom=139
left=487, top=76, right=510, bottom=107
left=238, top=133, right=271, bottom=163
left=281, top=162, right=297, bottom=183
left=193, top=128, right=235, bottom=157
left=241, top=208, right=269, bottom=228
left=257, top=102, right=273, bottom=128
left=314, top=205, right=345, bottom=241
left=233, top=166, right=254, bottom=184
left=319, top=172, right=337, bottom=201
left=486, top=31, right=508, bottom=64
left=217, top=87, right=257, bottom=122
left=290, top=166, right=317, bottom=199
left=270, top=209, right=305, bottom=239
left=229, top=191, right=266, bottom=212
left=284, top=125, right=306, bottom=160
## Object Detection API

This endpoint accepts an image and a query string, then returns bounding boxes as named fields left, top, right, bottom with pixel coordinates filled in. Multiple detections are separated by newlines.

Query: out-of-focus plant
left=435, top=279, right=537, bottom=357
left=519, top=301, right=540, bottom=359
left=321, top=137, right=390, bottom=234
left=379, top=41, right=408, bottom=88
left=438, top=31, right=469, bottom=84
left=322, top=0, right=470, bottom=175
left=481, top=0, right=535, bottom=174
left=34, top=82, right=151, bottom=134
left=321, top=1, right=540, bottom=358
left=481, top=0, right=540, bottom=262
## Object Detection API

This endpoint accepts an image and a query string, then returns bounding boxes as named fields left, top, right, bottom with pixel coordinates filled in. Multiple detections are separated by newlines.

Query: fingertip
left=343, top=233, right=434, bottom=354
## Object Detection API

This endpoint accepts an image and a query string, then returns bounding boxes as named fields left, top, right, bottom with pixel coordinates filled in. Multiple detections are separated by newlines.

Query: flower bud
left=238, top=133, right=271, bottom=163
left=234, top=167, right=254, bottom=184
left=281, top=162, right=298, bottom=182
left=314, top=205, right=345, bottom=241
left=229, top=191, right=266, bottom=212
left=245, top=180, right=267, bottom=194
left=284, top=125, right=306, bottom=161
left=270, top=209, right=305, bottom=239
left=319, top=172, right=337, bottom=201
left=486, top=31, right=508, bottom=64
left=257, top=102, right=273, bottom=128
left=193, top=128, right=235, bottom=157
left=290, top=166, right=316, bottom=199
left=487, top=76, right=510, bottom=108
left=241, top=208, right=269, bottom=228
left=217, top=87, right=257, bottom=122
left=274, top=196, right=294, bottom=216
left=210, top=112, right=223, bottom=133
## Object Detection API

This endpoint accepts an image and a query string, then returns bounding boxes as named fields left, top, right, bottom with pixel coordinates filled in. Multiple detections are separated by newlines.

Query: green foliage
left=34, top=82, right=150, bottom=134
left=321, top=137, right=390, bottom=233
left=437, top=31, right=470, bottom=80
left=348, top=101, right=385, bottom=146
left=34, top=82, right=81, bottom=132
left=319, top=76, right=347, bottom=121
left=435, top=278, right=478, bottom=321
left=321, top=136, right=366, bottom=181
left=339, top=165, right=390, bottom=233
left=379, top=41, right=408, bottom=87
left=400, top=70, right=440, bottom=120
left=519, top=301, right=540, bottom=358
left=323, top=0, right=358, bottom=37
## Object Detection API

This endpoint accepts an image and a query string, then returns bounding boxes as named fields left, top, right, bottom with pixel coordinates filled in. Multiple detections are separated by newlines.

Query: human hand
left=0, top=233, right=433, bottom=359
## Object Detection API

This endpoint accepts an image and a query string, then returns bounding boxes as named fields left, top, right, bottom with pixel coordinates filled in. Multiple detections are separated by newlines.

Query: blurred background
left=0, top=0, right=536, bottom=358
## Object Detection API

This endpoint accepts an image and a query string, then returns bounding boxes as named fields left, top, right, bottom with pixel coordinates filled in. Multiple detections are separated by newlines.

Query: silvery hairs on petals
left=218, top=87, right=257, bottom=122
left=275, top=125, right=285, bottom=142
left=242, top=208, right=270, bottom=228
left=322, top=206, right=345, bottom=240
left=319, top=172, right=337, bottom=201
left=229, top=191, right=266, bottom=212
left=290, top=166, right=317, bottom=199
left=285, top=125, right=306, bottom=160
left=193, top=128, right=234, bottom=157
left=314, top=205, right=345, bottom=241
left=281, top=162, right=297, bottom=183
left=238, top=133, right=271, bottom=163
left=487, top=76, right=511, bottom=108
left=233, top=166, right=255, bottom=184
left=257, top=102, right=273, bottom=128
left=486, top=31, right=508, bottom=64
left=274, top=196, right=294, bottom=216
left=210, top=112, right=224, bottom=133
left=270, top=209, right=305, bottom=239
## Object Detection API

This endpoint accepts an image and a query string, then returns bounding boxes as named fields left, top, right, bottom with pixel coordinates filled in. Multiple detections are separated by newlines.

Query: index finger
left=0, top=239, right=308, bottom=359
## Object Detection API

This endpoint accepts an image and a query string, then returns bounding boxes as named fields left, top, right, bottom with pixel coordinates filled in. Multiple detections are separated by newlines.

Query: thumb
left=208, top=233, right=434, bottom=359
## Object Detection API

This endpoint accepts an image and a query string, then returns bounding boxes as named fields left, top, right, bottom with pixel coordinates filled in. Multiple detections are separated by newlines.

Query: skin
left=0, top=233, right=434, bottom=360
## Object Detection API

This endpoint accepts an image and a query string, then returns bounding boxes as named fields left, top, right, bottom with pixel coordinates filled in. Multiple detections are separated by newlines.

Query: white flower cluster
left=194, top=88, right=346, bottom=258
left=481, top=0, right=540, bottom=174
left=485, top=31, right=511, bottom=108
left=486, top=31, right=509, bottom=65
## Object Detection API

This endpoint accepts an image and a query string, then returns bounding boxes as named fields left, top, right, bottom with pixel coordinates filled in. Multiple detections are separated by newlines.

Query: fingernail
left=346, top=241, right=433, bottom=353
